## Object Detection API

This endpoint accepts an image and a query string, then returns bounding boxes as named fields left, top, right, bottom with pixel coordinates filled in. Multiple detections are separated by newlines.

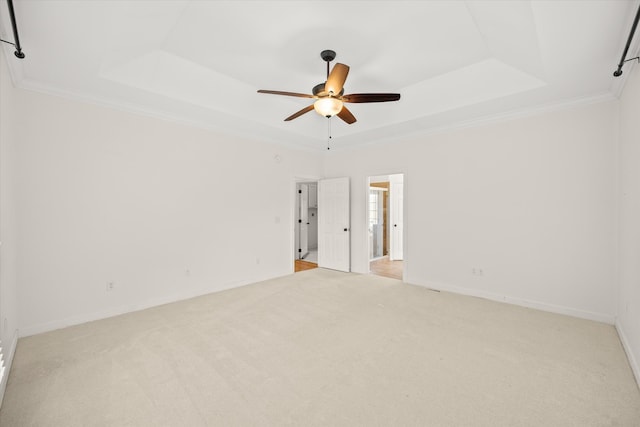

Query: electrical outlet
left=185, top=269, right=191, bottom=277
left=256, top=258, right=260, bottom=265
left=471, top=268, right=484, bottom=276
left=106, top=282, right=115, bottom=292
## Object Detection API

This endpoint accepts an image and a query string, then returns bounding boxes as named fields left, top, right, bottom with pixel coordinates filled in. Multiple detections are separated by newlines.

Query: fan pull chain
left=327, top=117, right=332, bottom=150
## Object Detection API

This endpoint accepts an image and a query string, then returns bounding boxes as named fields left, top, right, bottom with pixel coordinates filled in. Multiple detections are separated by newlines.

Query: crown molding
left=12, top=76, right=618, bottom=155
left=1, top=44, right=24, bottom=87
left=15, top=77, right=324, bottom=154
left=421, top=92, right=617, bottom=136
left=328, top=91, right=617, bottom=152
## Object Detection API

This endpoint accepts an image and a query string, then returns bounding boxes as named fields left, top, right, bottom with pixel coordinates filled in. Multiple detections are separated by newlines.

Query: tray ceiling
left=1, top=1, right=638, bottom=150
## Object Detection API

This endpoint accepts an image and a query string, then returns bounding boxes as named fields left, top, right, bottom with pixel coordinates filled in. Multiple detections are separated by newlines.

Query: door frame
left=368, top=186, right=387, bottom=260
left=366, top=173, right=407, bottom=279
left=298, top=183, right=310, bottom=260
left=291, top=176, right=321, bottom=273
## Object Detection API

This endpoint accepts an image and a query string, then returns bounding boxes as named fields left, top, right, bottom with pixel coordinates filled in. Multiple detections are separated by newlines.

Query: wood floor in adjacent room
left=370, top=255, right=403, bottom=280
left=294, top=259, right=318, bottom=272
left=1, top=269, right=639, bottom=426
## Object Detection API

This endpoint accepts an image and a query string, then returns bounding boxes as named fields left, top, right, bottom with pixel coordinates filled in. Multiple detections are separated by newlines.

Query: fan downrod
left=321, top=50, right=336, bottom=79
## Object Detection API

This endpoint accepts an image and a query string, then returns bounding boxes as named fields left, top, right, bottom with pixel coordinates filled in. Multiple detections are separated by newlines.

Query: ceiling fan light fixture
left=314, top=97, right=343, bottom=117
left=258, top=50, right=400, bottom=125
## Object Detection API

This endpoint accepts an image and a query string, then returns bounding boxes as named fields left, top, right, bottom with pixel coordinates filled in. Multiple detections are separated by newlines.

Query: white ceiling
left=2, top=0, right=639, bottom=150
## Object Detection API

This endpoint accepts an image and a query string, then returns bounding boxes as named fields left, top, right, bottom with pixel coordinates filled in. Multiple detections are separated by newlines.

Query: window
left=369, top=190, right=379, bottom=227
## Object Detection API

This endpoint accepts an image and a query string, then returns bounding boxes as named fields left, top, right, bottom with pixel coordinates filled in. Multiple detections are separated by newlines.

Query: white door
left=299, top=184, right=309, bottom=259
left=390, top=176, right=404, bottom=261
left=318, top=177, right=350, bottom=272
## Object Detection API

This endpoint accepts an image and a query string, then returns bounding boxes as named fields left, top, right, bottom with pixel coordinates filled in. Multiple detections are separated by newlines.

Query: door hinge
left=298, top=248, right=302, bottom=252
left=298, top=190, right=302, bottom=194
left=298, top=219, right=302, bottom=223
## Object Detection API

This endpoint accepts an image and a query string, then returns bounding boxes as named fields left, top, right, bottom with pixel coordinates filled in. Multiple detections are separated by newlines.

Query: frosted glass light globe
left=314, top=97, right=344, bottom=117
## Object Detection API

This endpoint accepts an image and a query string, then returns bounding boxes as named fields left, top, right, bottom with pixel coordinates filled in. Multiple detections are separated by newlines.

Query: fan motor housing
left=313, top=83, right=344, bottom=97
left=312, top=83, right=326, bottom=96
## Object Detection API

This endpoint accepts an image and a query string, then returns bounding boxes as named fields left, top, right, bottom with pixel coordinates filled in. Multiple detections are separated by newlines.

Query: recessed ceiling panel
left=3, top=0, right=636, bottom=149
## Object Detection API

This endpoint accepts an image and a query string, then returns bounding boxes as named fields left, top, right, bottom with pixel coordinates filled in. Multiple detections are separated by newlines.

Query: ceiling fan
left=257, top=50, right=401, bottom=124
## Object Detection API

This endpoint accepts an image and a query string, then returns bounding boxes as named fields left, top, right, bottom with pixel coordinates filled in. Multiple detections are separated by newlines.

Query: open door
left=318, top=177, right=350, bottom=272
left=390, top=174, right=404, bottom=261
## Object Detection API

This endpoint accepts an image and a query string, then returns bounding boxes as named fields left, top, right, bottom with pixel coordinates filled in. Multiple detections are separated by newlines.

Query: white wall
left=12, top=87, right=322, bottom=336
left=1, top=47, right=632, bottom=386
left=617, top=61, right=640, bottom=384
left=325, top=100, right=618, bottom=323
left=0, top=50, right=20, bottom=404
left=0, top=54, right=636, bottom=399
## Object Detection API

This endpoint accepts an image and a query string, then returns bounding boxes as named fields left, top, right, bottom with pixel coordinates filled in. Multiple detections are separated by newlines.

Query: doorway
left=294, top=181, right=319, bottom=272
left=293, top=177, right=351, bottom=274
left=368, top=174, right=404, bottom=280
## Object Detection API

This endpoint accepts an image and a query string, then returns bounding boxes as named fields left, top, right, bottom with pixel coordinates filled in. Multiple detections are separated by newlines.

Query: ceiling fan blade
left=284, top=104, right=315, bottom=121
left=342, top=93, right=401, bottom=103
left=258, top=90, right=315, bottom=98
left=337, top=105, right=357, bottom=124
left=325, top=63, right=350, bottom=95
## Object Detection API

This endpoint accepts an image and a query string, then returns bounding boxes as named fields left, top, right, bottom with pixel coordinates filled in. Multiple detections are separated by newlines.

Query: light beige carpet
left=1, top=269, right=639, bottom=426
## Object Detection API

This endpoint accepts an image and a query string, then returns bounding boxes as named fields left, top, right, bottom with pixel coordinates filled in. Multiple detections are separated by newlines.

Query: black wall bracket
left=0, top=0, right=25, bottom=59
left=614, top=4, right=640, bottom=77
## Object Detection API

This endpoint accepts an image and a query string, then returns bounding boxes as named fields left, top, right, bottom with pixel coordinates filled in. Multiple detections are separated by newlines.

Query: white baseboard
left=615, top=319, right=640, bottom=389
left=19, top=271, right=288, bottom=338
left=0, top=329, right=19, bottom=408
left=410, top=278, right=616, bottom=324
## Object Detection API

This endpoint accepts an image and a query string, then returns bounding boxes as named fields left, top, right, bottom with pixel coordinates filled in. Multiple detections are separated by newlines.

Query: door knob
left=394, top=224, right=397, bottom=227
left=344, top=228, right=348, bottom=231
